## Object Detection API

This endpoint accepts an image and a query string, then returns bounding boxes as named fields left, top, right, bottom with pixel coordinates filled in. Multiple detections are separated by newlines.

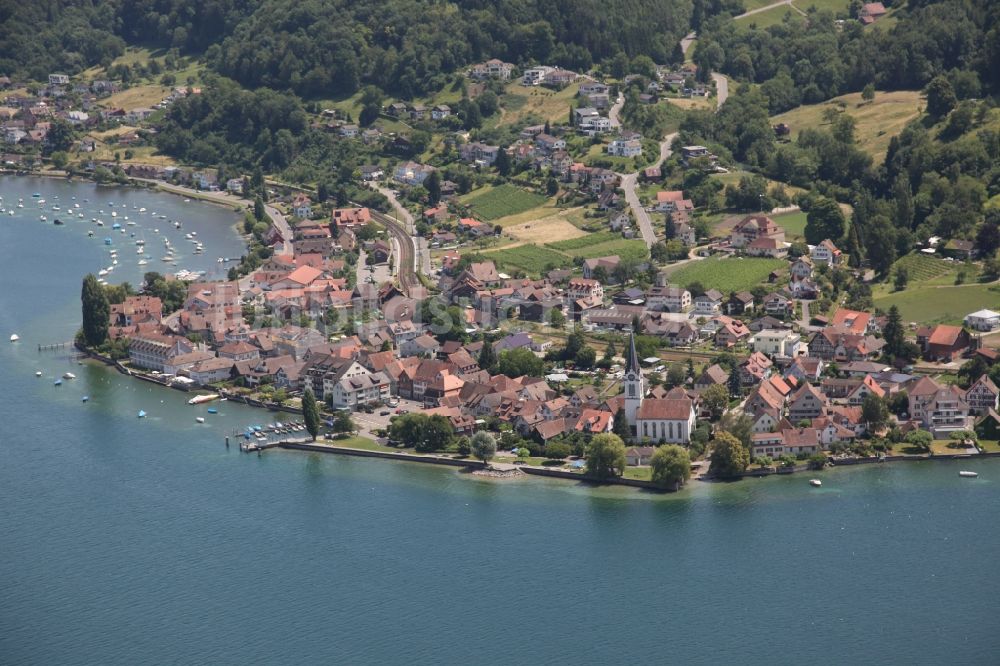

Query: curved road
left=617, top=36, right=729, bottom=249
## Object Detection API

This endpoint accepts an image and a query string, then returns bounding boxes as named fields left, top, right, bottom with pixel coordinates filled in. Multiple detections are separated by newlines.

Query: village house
left=730, top=215, right=785, bottom=249
left=916, top=324, right=973, bottom=362
left=129, top=334, right=195, bottom=372
left=692, top=289, right=724, bottom=315
left=607, top=134, right=642, bottom=157
left=965, top=309, right=1000, bottom=332
left=469, top=59, right=515, bottom=80
left=646, top=285, right=691, bottom=313
left=965, top=374, right=999, bottom=415
left=751, top=329, right=802, bottom=359
left=811, top=239, right=842, bottom=265
left=726, top=291, right=755, bottom=315
left=291, top=194, right=312, bottom=219
left=788, top=383, right=828, bottom=421
left=393, top=161, right=435, bottom=185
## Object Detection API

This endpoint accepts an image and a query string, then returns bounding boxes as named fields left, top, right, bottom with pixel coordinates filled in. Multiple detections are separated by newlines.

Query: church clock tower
left=623, top=332, right=644, bottom=431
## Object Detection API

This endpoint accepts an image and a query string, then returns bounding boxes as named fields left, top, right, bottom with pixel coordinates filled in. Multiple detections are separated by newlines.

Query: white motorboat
left=809, top=479, right=822, bottom=487
left=195, top=417, right=205, bottom=424
left=959, top=471, right=978, bottom=478
left=9, top=333, right=19, bottom=342
left=63, top=372, right=76, bottom=380
left=35, top=371, right=42, bottom=377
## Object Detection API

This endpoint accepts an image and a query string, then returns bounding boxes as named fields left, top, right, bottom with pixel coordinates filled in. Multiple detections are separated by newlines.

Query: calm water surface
left=1, top=177, right=998, bottom=665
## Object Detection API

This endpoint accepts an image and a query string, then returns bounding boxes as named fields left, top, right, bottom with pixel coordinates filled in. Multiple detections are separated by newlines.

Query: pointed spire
left=627, top=331, right=640, bottom=374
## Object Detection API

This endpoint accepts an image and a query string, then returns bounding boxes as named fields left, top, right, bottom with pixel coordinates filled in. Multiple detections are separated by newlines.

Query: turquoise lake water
left=1, top=176, right=999, bottom=664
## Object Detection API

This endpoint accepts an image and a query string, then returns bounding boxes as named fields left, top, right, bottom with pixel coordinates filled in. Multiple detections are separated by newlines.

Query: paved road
left=138, top=179, right=294, bottom=244
left=609, top=92, right=624, bottom=128
left=617, top=130, right=678, bottom=247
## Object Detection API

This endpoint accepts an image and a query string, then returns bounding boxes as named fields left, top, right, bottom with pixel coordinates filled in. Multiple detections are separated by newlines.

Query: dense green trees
left=302, top=386, right=320, bottom=440
left=498, top=348, right=544, bottom=378
left=81, top=274, right=110, bottom=347
left=709, top=431, right=749, bottom=478
left=650, top=445, right=691, bottom=489
left=696, top=1, right=997, bottom=107
left=585, top=433, right=627, bottom=480
left=389, top=413, right=454, bottom=451
left=804, top=197, right=846, bottom=245
left=470, top=431, right=497, bottom=464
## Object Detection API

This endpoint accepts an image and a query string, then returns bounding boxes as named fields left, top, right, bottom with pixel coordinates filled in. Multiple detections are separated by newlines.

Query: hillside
left=1, top=0, right=696, bottom=98
left=771, top=90, right=924, bottom=163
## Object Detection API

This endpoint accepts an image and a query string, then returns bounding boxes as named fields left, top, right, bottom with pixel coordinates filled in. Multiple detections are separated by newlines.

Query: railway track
left=370, top=209, right=421, bottom=297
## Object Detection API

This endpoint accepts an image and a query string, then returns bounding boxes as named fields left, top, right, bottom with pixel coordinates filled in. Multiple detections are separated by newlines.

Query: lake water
left=1, top=177, right=999, bottom=665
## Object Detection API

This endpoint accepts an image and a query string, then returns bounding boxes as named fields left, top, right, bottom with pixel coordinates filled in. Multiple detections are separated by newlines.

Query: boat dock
left=38, top=341, right=73, bottom=351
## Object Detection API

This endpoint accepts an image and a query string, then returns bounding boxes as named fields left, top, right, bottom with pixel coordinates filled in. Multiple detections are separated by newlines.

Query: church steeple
left=626, top=330, right=641, bottom=374
left=623, top=331, right=644, bottom=432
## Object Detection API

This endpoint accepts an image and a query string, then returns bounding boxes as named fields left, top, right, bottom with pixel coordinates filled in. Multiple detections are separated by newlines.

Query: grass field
left=562, top=238, right=649, bottom=263
left=493, top=82, right=581, bottom=128
left=102, top=85, right=172, bottom=110
left=547, top=231, right=621, bottom=251
left=875, top=283, right=1000, bottom=325
left=665, top=96, right=715, bottom=111
left=794, top=0, right=850, bottom=14
left=771, top=90, right=924, bottom=163
left=736, top=5, right=802, bottom=28
left=506, top=216, right=587, bottom=245
left=772, top=211, right=807, bottom=240
left=463, top=184, right=548, bottom=221
left=669, top=256, right=787, bottom=293
left=484, top=245, right=574, bottom=274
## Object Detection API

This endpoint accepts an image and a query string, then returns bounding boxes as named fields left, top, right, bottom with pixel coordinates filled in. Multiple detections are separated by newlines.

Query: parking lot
left=346, top=398, right=425, bottom=439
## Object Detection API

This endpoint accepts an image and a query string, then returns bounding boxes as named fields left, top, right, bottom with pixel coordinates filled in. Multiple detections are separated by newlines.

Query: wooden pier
left=38, top=341, right=72, bottom=351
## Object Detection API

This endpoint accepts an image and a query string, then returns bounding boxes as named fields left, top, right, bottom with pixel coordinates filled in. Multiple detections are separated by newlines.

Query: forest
left=1, top=0, right=702, bottom=98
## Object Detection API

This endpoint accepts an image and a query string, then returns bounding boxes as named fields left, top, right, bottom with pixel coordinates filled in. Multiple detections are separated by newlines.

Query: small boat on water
left=195, top=417, right=205, bottom=424
left=10, top=333, right=19, bottom=342
left=137, top=410, right=147, bottom=418
left=54, top=379, right=62, bottom=386
left=138, top=259, right=148, bottom=266
left=53, top=218, right=63, bottom=225
left=35, top=371, right=42, bottom=377
left=63, top=372, right=76, bottom=379
left=188, top=393, right=220, bottom=405
left=809, top=479, right=822, bottom=487
left=959, top=471, right=978, bottom=478
left=206, top=407, right=218, bottom=414
left=81, top=396, right=89, bottom=402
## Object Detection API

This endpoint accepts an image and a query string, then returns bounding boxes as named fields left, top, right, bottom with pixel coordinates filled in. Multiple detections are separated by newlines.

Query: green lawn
left=736, top=4, right=803, bottom=28
left=464, top=184, right=549, bottom=221
left=669, top=256, right=787, bottom=293
left=874, top=283, right=1000, bottom=325
left=567, top=239, right=649, bottom=263
left=484, top=245, right=574, bottom=274
left=772, top=211, right=807, bottom=240
left=794, top=0, right=850, bottom=14
left=322, top=434, right=400, bottom=452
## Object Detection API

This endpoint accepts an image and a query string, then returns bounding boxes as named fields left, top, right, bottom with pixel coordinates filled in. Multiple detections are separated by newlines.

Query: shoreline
left=20, top=170, right=997, bottom=493
left=80, top=343, right=1000, bottom=492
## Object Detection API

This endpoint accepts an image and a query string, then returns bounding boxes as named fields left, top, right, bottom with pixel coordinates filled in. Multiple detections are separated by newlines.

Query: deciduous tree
left=650, top=444, right=691, bottom=489
left=585, top=433, right=627, bottom=480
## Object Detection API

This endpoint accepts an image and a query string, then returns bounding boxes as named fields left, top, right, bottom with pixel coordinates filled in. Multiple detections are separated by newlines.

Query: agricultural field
left=102, top=85, right=172, bottom=110
left=874, top=283, right=1000, bottom=325
left=506, top=216, right=587, bottom=245
left=547, top=231, right=620, bottom=251
left=462, top=184, right=549, bottom=221
left=484, top=245, right=573, bottom=275
left=794, top=0, right=850, bottom=14
left=560, top=238, right=649, bottom=263
left=771, top=90, right=924, bottom=163
left=668, top=256, right=787, bottom=293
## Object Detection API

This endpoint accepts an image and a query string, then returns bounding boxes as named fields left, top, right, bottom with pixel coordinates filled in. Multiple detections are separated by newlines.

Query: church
left=622, top=333, right=697, bottom=444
